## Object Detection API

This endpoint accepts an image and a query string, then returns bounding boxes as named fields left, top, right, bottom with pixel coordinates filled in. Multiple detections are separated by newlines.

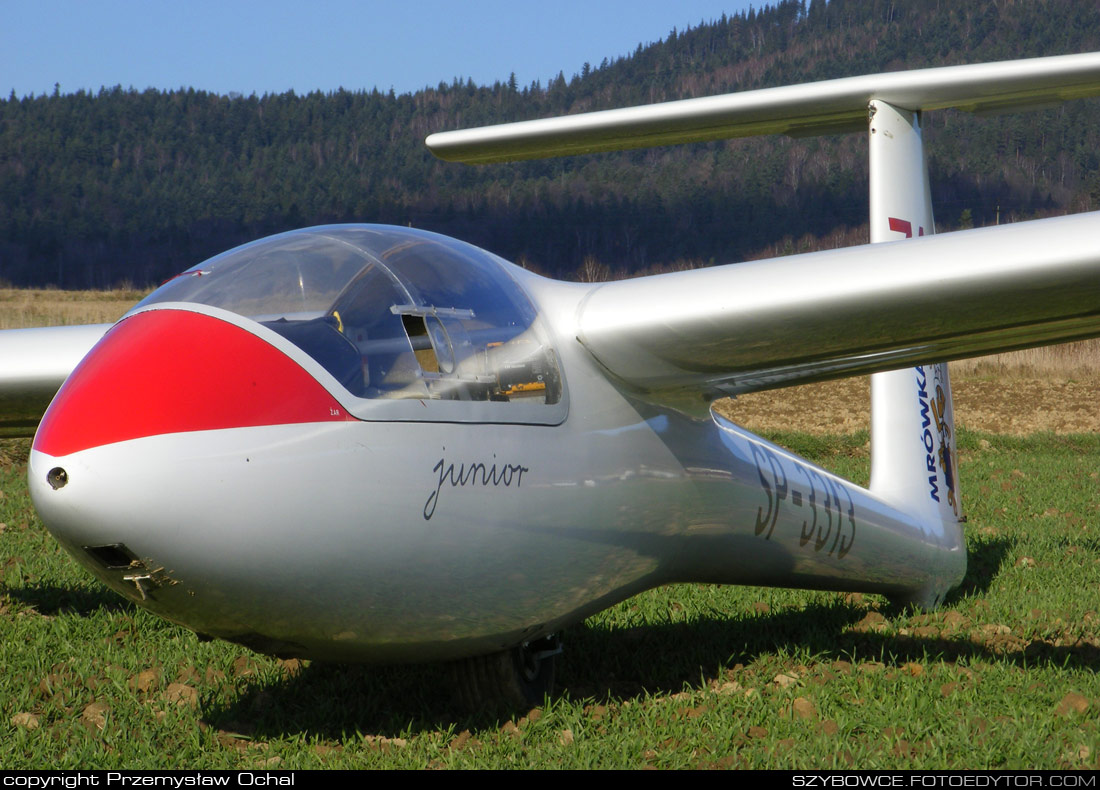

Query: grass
left=2, top=429, right=1097, bottom=769
left=952, top=340, right=1100, bottom=382
left=0, top=287, right=149, bottom=329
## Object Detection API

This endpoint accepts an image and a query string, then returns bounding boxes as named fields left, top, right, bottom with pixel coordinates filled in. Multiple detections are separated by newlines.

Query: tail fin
left=867, top=101, right=963, bottom=593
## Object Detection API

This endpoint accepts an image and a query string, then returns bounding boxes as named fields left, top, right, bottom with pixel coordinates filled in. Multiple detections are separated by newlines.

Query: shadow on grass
left=5, top=581, right=134, bottom=616
left=198, top=587, right=1098, bottom=741
left=950, top=535, right=1015, bottom=602
left=199, top=601, right=870, bottom=739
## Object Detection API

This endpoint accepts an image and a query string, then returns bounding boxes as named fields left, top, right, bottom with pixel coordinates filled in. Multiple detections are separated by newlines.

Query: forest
left=3, top=0, right=1100, bottom=287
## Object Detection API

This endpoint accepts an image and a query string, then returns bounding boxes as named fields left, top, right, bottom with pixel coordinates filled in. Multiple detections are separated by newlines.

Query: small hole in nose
left=47, top=467, right=68, bottom=490
left=84, top=543, right=140, bottom=570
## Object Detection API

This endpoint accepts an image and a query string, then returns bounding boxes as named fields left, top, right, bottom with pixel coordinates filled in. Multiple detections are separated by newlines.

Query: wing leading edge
left=574, top=213, right=1100, bottom=402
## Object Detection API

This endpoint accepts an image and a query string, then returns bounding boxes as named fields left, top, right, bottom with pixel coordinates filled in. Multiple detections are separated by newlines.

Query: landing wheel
left=451, top=634, right=561, bottom=713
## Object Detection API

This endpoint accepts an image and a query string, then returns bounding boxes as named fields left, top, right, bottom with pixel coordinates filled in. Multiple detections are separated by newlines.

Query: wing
left=0, top=324, right=112, bottom=437
left=427, top=52, right=1100, bottom=163
left=572, top=213, right=1100, bottom=402
left=427, top=52, right=1100, bottom=408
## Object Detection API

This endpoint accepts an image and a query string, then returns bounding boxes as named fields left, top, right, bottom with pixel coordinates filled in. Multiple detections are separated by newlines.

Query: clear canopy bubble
left=137, top=225, right=563, bottom=408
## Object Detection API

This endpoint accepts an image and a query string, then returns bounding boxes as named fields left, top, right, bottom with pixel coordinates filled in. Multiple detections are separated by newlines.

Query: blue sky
left=5, top=1, right=758, bottom=99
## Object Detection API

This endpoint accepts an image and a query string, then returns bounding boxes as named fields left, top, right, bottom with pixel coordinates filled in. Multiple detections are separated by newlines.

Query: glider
left=5, top=52, right=1100, bottom=707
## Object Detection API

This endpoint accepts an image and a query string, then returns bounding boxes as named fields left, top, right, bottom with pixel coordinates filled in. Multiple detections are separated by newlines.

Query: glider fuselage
left=26, top=232, right=961, bottom=662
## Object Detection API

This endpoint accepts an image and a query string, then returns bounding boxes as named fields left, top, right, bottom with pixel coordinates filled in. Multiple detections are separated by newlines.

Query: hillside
left=2, top=0, right=1100, bottom=287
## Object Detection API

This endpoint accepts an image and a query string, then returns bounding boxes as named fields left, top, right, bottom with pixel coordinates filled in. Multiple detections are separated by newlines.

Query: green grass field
left=2, top=428, right=1097, bottom=770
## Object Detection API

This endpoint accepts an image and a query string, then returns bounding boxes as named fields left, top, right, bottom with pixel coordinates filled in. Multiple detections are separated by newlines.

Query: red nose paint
left=33, top=309, right=356, bottom=457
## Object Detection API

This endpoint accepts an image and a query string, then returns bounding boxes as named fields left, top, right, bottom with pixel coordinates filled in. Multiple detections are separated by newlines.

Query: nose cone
left=29, top=307, right=355, bottom=650
left=33, top=307, right=353, bottom=459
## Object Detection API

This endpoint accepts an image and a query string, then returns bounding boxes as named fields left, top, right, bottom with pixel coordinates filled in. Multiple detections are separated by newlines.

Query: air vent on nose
left=83, top=543, right=140, bottom=570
